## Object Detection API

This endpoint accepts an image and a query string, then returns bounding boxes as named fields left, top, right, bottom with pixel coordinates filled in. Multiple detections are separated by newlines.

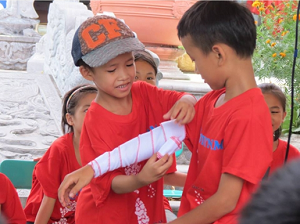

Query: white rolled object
left=89, top=120, right=186, bottom=178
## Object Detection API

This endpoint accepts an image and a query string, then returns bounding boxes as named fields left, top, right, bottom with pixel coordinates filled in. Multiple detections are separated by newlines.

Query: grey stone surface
left=0, top=70, right=62, bottom=163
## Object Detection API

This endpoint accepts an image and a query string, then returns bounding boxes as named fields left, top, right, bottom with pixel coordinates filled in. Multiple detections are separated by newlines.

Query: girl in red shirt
left=24, top=85, right=97, bottom=224
left=259, top=83, right=300, bottom=174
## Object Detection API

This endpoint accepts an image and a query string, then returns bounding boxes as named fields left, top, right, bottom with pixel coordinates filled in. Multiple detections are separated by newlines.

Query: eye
left=126, top=63, right=134, bottom=67
left=134, top=76, right=138, bottom=80
left=271, top=111, right=279, bottom=114
left=107, top=69, right=116, bottom=73
left=147, top=77, right=154, bottom=80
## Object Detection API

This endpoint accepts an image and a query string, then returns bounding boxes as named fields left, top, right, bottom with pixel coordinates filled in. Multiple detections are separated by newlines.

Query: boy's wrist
left=136, top=172, right=149, bottom=187
left=87, top=161, right=96, bottom=177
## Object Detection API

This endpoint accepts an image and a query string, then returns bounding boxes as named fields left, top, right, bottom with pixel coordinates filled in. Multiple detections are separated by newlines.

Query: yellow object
left=176, top=53, right=195, bottom=72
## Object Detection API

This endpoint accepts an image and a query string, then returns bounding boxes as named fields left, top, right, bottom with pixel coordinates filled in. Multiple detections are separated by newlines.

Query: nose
left=118, top=66, right=131, bottom=81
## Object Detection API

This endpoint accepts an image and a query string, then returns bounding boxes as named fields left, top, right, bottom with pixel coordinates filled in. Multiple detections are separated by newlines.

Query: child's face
left=180, top=35, right=224, bottom=90
left=69, top=93, right=97, bottom=136
left=87, top=52, right=136, bottom=100
left=263, top=93, right=286, bottom=133
left=134, top=60, right=157, bottom=86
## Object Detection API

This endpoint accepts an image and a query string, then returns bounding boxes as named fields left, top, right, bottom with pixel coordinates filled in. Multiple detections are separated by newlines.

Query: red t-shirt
left=270, top=139, right=300, bottom=174
left=0, top=173, right=26, bottom=224
left=24, top=133, right=81, bottom=223
left=179, top=88, right=273, bottom=224
left=76, top=82, right=185, bottom=224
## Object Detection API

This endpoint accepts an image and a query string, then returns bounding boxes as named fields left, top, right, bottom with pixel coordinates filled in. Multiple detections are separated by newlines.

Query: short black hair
left=177, top=1, right=256, bottom=58
left=240, top=159, right=300, bottom=224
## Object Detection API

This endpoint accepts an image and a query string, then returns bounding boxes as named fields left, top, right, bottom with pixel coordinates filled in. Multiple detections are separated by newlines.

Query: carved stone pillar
left=41, top=0, right=93, bottom=95
left=0, top=0, right=41, bottom=70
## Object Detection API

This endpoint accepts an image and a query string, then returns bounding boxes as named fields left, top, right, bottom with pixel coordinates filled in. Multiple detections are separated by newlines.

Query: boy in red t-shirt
left=169, top=1, right=273, bottom=224
left=0, top=173, right=26, bottom=224
left=59, top=15, right=196, bottom=224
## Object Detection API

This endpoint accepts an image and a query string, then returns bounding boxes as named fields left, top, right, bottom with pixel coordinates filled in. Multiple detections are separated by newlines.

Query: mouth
left=116, top=82, right=131, bottom=91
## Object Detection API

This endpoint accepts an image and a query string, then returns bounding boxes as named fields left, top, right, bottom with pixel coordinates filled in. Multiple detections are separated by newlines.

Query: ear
left=79, top=65, right=94, bottom=81
left=65, top=113, right=74, bottom=126
left=212, top=45, right=226, bottom=65
left=282, top=111, right=287, bottom=121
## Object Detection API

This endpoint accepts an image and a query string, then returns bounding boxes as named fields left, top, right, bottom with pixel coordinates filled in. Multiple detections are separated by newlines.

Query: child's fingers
left=169, top=107, right=181, bottom=120
left=58, top=177, right=77, bottom=206
left=58, top=184, right=71, bottom=207
left=149, top=153, right=159, bottom=162
left=68, top=184, right=82, bottom=200
left=180, top=108, right=195, bottom=124
left=158, top=154, right=173, bottom=173
left=163, top=108, right=172, bottom=120
left=155, top=153, right=170, bottom=165
left=174, top=108, right=188, bottom=123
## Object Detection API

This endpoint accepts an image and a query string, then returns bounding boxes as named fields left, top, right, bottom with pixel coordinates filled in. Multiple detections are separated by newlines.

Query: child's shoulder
left=278, top=139, right=300, bottom=156
left=53, top=132, right=73, bottom=146
left=196, top=88, right=226, bottom=105
left=43, top=133, right=73, bottom=157
left=132, top=81, right=155, bottom=92
left=131, top=81, right=158, bottom=99
left=0, top=172, right=8, bottom=183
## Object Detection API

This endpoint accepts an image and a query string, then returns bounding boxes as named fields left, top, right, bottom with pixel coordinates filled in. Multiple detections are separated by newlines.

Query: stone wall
left=34, top=0, right=93, bottom=96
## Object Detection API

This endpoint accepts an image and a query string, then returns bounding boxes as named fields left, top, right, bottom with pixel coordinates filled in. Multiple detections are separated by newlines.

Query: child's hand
left=137, top=153, right=173, bottom=185
left=163, top=95, right=196, bottom=125
left=58, top=165, right=94, bottom=207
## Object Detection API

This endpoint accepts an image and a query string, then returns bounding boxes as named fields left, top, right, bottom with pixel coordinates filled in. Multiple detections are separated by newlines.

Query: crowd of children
left=1, top=1, right=300, bottom=224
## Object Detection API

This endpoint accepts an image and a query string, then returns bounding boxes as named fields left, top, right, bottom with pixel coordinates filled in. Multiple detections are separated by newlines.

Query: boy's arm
left=164, top=171, right=187, bottom=187
left=111, top=154, right=173, bottom=194
left=35, top=195, right=56, bottom=224
left=169, top=173, right=243, bottom=224
left=163, top=95, right=197, bottom=125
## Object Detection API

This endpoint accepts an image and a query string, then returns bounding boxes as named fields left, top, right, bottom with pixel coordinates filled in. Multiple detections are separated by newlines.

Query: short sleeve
left=222, top=116, right=273, bottom=184
left=35, top=144, right=63, bottom=199
left=184, top=98, right=206, bottom=152
left=137, top=81, right=187, bottom=116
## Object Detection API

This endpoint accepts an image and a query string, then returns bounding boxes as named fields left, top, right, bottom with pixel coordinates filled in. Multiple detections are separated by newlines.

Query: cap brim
left=82, top=38, right=145, bottom=67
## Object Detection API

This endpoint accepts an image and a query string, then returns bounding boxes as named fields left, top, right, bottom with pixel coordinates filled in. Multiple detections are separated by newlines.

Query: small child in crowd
left=24, top=85, right=97, bottom=224
left=168, top=1, right=273, bottom=223
left=134, top=49, right=163, bottom=86
left=0, top=173, right=26, bottom=224
left=258, top=83, right=300, bottom=174
left=134, top=49, right=187, bottom=222
left=59, top=15, right=196, bottom=224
